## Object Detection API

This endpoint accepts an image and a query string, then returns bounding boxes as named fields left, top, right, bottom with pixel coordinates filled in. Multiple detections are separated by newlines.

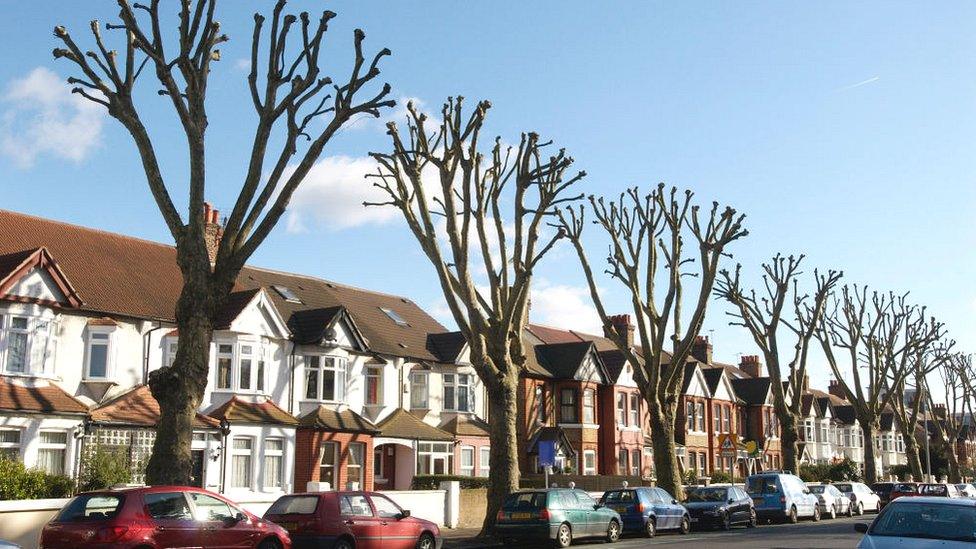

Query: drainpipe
left=288, top=341, right=297, bottom=415
left=142, top=322, right=165, bottom=384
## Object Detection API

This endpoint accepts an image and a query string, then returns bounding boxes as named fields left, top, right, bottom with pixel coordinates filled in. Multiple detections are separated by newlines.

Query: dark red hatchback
left=40, top=485, right=291, bottom=549
left=264, top=491, right=441, bottom=549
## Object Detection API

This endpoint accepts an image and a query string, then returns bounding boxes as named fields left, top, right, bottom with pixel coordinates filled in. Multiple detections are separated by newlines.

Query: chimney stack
left=606, top=314, right=635, bottom=348
left=802, top=373, right=810, bottom=392
left=692, top=335, right=713, bottom=364
left=827, top=379, right=845, bottom=398
left=203, top=202, right=223, bottom=265
left=934, top=404, right=948, bottom=420
left=739, top=354, right=763, bottom=378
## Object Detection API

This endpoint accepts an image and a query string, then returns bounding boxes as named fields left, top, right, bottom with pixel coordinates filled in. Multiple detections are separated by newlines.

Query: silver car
left=807, top=483, right=852, bottom=518
left=955, top=483, right=976, bottom=498
left=856, top=496, right=976, bottom=548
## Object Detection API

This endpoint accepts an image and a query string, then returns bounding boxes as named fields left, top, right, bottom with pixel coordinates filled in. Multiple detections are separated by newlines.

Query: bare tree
left=715, top=254, right=841, bottom=473
left=926, top=352, right=974, bottom=483
left=53, top=0, right=393, bottom=484
left=367, top=98, right=584, bottom=533
left=558, top=186, right=746, bottom=498
left=887, top=338, right=953, bottom=480
left=815, top=287, right=945, bottom=483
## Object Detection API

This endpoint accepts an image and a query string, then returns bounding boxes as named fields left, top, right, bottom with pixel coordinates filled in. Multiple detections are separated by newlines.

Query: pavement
left=442, top=515, right=870, bottom=548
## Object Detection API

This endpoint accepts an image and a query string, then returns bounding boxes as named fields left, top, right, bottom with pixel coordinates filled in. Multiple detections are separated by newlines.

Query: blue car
left=746, top=472, right=821, bottom=523
left=600, top=487, right=690, bottom=537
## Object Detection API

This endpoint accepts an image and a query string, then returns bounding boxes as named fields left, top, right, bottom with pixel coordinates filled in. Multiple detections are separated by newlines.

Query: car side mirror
left=225, top=512, right=246, bottom=525
left=672, top=499, right=678, bottom=505
left=728, top=498, right=735, bottom=504
left=802, top=489, right=810, bottom=494
left=398, top=510, right=411, bottom=520
left=854, top=523, right=869, bottom=534
left=593, top=503, right=602, bottom=510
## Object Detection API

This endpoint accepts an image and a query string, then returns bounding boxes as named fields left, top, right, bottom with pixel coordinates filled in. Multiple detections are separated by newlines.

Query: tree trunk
left=860, top=420, right=879, bottom=484
left=902, top=430, right=923, bottom=481
left=479, top=374, right=520, bottom=535
left=780, top=414, right=800, bottom=474
left=145, top=252, right=218, bottom=485
left=649, top=397, right=683, bottom=500
left=946, top=441, right=962, bottom=483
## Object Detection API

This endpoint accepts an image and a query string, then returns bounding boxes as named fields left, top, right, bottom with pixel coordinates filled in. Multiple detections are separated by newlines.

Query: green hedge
left=0, top=458, right=75, bottom=500
left=78, top=447, right=132, bottom=493
left=411, top=475, right=491, bottom=490
left=709, top=471, right=733, bottom=484
left=799, top=458, right=862, bottom=483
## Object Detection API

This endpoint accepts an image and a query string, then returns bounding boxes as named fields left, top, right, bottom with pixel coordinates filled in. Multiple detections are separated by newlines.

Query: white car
left=955, top=483, right=976, bottom=498
left=835, top=482, right=882, bottom=515
left=807, top=483, right=852, bottom=518
left=856, top=496, right=976, bottom=548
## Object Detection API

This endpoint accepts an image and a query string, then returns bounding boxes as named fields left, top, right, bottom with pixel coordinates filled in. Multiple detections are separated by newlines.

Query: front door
left=339, top=493, right=386, bottom=549
left=144, top=492, right=200, bottom=548
left=190, top=450, right=206, bottom=488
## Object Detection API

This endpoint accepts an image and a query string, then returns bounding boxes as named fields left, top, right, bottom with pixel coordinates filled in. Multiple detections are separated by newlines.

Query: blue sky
left=2, top=2, right=975, bottom=390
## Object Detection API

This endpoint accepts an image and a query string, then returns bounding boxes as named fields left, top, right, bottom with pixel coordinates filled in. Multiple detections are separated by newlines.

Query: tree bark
left=946, top=441, right=962, bottom=483
left=902, top=429, right=923, bottom=481
left=780, top=414, right=800, bottom=474
left=481, top=372, right=520, bottom=535
left=649, top=398, right=683, bottom=499
left=860, top=420, right=879, bottom=484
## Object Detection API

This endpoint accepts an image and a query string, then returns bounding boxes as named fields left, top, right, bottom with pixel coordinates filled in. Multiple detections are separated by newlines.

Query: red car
left=264, top=491, right=441, bottom=549
left=40, top=485, right=290, bottom=549
left=889, top=482, right=918, bottom=501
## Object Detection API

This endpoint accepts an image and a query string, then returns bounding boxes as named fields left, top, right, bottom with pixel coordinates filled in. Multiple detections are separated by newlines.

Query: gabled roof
left=833, top=405, right=857, bottom=425
left=530, top=341, right=610, bottom=383
left=209, top=396, right=298, bottom=426
left=90, top=385, right=219, bottom=429
left=0, top=376, right=88, bottom=415
left=526, top=426, right=578, bottom=456
left=426, top=332, right=467, bottom=363
left=440, top=414, right=491, bottom=437
left=598, top=350, right=628, bottom=383
left=730, top=377, right=772, bottom=405
left=298, top=406, right=378, bottom=433
left=376, top=408, right=454, bottom=441
left=0, top=247, right=82, bottom=308
left=288, top=305, right=368, bottom=350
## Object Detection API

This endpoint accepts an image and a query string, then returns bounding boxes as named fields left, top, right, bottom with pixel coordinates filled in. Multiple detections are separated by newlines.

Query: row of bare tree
left=54, top=1, right=972, bottom=536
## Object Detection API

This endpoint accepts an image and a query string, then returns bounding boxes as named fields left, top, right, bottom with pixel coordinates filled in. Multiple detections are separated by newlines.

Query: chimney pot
left=606, top=314, right=634, bottom=348
left=203, top=202, right=222, bottom=265
left=739, top=354, right=763, bottom=378
left=692, top=335, right=713, bottom=364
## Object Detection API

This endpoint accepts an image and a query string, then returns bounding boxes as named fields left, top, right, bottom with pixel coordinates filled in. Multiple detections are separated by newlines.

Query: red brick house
left=730, top=356, right=783, bottom=472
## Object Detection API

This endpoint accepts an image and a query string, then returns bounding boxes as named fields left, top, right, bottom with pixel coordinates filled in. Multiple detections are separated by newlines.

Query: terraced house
left=0, top=208, right=489, bottom=500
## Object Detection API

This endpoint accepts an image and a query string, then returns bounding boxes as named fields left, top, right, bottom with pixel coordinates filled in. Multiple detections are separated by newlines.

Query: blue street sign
left=538, top=440, right=556, bottom=467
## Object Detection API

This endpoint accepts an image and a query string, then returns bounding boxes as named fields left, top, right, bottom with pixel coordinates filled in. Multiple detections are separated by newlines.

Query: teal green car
left=493, top=488, right=622, bottom=547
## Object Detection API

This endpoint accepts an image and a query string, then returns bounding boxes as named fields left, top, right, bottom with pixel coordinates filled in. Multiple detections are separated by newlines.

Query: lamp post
left=922, top=385, right=932, bottom=483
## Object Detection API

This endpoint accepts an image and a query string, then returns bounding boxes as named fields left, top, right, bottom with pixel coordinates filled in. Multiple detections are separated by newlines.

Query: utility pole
left=922, top=384, right=932, bottom=483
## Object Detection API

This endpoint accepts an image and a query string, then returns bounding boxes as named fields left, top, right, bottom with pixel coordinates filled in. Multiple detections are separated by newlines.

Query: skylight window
left=380, top=307, right=409, bottom=326
left=272, top=285, right=302, bottom=303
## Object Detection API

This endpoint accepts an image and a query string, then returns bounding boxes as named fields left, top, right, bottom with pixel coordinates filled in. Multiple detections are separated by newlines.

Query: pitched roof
left=375, top=408, right=454, bottom=441
left=440, top=414, right=491, bottom=437
left=834, top=404, right=857, bottom=425
left=0, top=247, right=83, bottom=307
left=0, top=209, right=446, bottom=361
left=426, top=332, right=467, bottom=363
left=209, top=396, right=298, bottom=426
left=0, top=376, right=88, bottom=415
left=526, top=426, right=577, bottom=456
left=90, top=385, right=220, bottom=428
left=730, top=377, right=772, bottom=405
left=298, top=406, right=378, bottom=433
left=528, top=341, right=609, bottom=382
left=598, top=350, right=628, bottom=383
left=214, top=288, right=262, bottom=330
left=681, top=362, right=702, bottom=393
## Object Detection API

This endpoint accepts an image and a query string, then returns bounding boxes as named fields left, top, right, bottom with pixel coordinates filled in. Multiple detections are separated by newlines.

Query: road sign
left=718, top=434, right=738, bottom=457
left=538, top=440, right=556, bottom=467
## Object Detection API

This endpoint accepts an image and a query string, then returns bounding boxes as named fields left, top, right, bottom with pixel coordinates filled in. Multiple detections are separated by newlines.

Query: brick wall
left=295, top=429, right=374, bottom=491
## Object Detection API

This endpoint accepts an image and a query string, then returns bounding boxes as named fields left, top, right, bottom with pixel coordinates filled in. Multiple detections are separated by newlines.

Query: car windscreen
left=686, top=488, right=728, bottom=502
left=919, top=484, right=949, bottom=496
left=807, top=486, right=826, bottom=494
left=871, top=502, right=976, bottom=541
left=503, top=492, right=547, bottom=511
left=266, top=495, right=319, bottom=515
left=746, top=477, right=778, bottom=494
left=602, top=490, right=637, bottom=504
left=55, top=494, right=124, bottom=522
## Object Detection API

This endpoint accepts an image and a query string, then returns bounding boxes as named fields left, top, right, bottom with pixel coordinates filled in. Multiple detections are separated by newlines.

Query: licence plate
left=613, top=506, right=628, bottom=514
left=690, top=517, right=699, bottom=523
left=279, top=521, right=297, bottom=531
left=511, top=512, right=533, bottom=519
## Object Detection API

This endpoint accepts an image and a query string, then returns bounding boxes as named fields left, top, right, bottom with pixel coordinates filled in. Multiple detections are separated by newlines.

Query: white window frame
left=410, top=372, right=429, bottom=409
left=459, top=446, right=475, bottom=476
left=84, top=327, right=116, bottom=380
left=37, top=430, right=68, bottom=475
left=0, top=428, right=21, bottom=460
left=164, top=337, right=179, bottom=367
left=1, top=315, right=31, bottom=374
left=443, top=373, right=475, bottom=413
left=616, top=392, right=626, bottom=425
left=630, top=394, right=640, bottom=428
left=263, top=438, right=284, bottom=490
left=319, top=441, right=338, bottom=488
left=214, top=339, right=267, bottom=393
left=230, top=437, right=253, bottom=489
left=303, top=355, right=347, bottom=403
left=416, top=442, right=454, bottom=475
left=582, top=450, right=597, bottom=475
left=479, top=447, right=490, bottom=477
left=630, top=448, right=641, bottom=477
left=365, top=366, right=382, bottom=406
left=347, top=442, right=365, bottom=489
left=582, top=389, right=595, bottom=424
left=216, top=343, right=234, bottom=390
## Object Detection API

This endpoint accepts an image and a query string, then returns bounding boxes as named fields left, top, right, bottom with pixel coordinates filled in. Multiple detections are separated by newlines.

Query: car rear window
left=267, top=495, right=320, bottom=515
left=503, top=492, right=547, bottom=511
left=871, top=501, right=976, bottom=541
left=56, top=494, right=124, bottom=522
left=894, top=484, right=916, bottom=492
left=834, top=483, right=852, bottom=493
left=807, top=486, right=825, bottom=494
left=603, top=490, right=637, bottom=504
left=746, top=476, right=778, bottom=494
left=920, top=484, right=949, bottom=496
left=686, top=487, right=728, bottom=502
left=872, top=483, right=893, bottom=494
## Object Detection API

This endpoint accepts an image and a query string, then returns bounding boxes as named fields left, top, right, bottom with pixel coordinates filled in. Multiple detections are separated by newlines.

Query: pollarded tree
left=558, top=186, right=747, bottom=498
left=715, top=254, right=842, bottom=474
left=926, top=352, right=974, bottom=483
left=815, top=287, right=945, bottom=483
left=53, top=0, right=393, bottom=484
left=367, top=98, right=585, bottom=533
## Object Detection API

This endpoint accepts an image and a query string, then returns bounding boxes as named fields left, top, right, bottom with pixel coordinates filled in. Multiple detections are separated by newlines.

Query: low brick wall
left=520, top=474, right=650, bottom=491
left=458, top=488, right=488, bottom=529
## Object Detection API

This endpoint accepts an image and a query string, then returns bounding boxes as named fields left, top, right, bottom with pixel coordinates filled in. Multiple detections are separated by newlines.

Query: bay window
left=347, top=443, right=364, bottom=489
left=216, top=344, right=233, bottom=390
left=319, top=441, right=338, bottom=487
left=617, top=448, right=627, bottom=474
left=630, top=394, right=639, bottom=427
left=630, top=449, right=640, bottom=476
left=264, top=438, right=284, bottom=489
left=460, top=446, right=475, bottom=476
left=479, top=447, right=490, bottom=477
left=560, top=389, right=578, bottom=423
left=713, top=404, right=721, bottom=433
left=444, top=374, right=475, bottom=412
left=231, top=437, right=253, bottom=488
left=0, top=314, right=57, bottom=376
left=417, top=443, right=453, bottom=475
left=695, top=402, right=705, bottom=432
left=410, top=372, right=429, bottom=409
left=582, top=389, right=595, bottom=424
left=583, top=450, right=596, bottom=475
left=365, top=366, right=382, bottom=406
left=616, top=393, right=626, bottom=424
left=37, top=431, right=67, bottom=475
left=216, top=341, right=268, bottom=393
left=304, top=355, right=347, bottom=402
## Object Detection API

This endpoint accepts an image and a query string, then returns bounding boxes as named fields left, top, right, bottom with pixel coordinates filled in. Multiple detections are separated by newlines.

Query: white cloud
left=234, top=58, right=250, bottom=72
left=285, top=155, right=397, bottom=231
left=530, top=279, right=602, bottom=334
left=0, top=67, right=105, bottom=168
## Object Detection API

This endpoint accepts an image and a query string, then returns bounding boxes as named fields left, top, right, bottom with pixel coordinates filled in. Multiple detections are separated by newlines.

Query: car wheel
left=855, top=502, right=863, bottom=516
left=846, top=502, right=853, bottom=517
left=720, top=511, right=732, bottom=530
left=812, top=505, right=821, bottom=522
left=334, top=539, right=354, bottom=549
left=645, top=517, right=656, bottom=538
left=875, top=502, right=881, bottom=513
left=828, top=504, right=836, bottom=520
left=679, top=515, right=691, bottom=535
left=747, top=509, right=757, bottom=528
left=416, top=532, right=436, bottom=549
left=606, top=520, right=620, bottom=543
left=788, top=506, right=798, bottom=524
left=555, top=523, right=572, bottom=548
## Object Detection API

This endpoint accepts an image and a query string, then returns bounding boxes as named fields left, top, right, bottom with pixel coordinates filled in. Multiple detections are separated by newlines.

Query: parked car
left=600, top=486, right=689, bottom=537
left=40, top=485, right=290, bottom=549
left=0, top=541, right=20, bottom=549
left=870, top=482, right=896, bottom=508
left=682, top=485, right=756, bottom=530
left=889, top=482, right=918, bottom=502
left=264, top=491, right=440, bottom=549
left=955, top=483, right=976, bottom=498
left=746, top=472, right=821, bottom=523
left=855, top=496, right=976, bottom=548
left=494, top=488, right=622, bottom=547
left=807, top=484, right=852, bottom=518
left=918, top=483, right=962, bottom=498
left=834, top=482, right=882, bottom=515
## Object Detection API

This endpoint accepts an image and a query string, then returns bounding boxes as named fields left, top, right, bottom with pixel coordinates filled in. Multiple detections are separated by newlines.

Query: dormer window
left=84, top=327, right=116, bottom=380
left=272, top=285, right=302, bottom=304
left=2, top=316, right=29, bottom=374
left=379, top=307, right=408, bottom=327
left=0, top=314, right=57, bottom=376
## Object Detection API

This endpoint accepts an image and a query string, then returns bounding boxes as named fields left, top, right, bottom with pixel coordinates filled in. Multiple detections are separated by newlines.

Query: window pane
left=88, top=343, right=108, bottom=378
left=231, top=454, right=251, bottom=488
left=256, top=360, right=265, bottom=392
left=411, top=374, right=428, bottom=409
left=190, top=493, right=235, bottom=521
left=264, top=454, right=282, bottom=488
left=305, top=367, right=319, bottom=400
left=145, top=492, right=193, bottom=520
left=371, top=495, right=402, bottom=519
left=322, top=369, right=335, bottom=401
left=37, top=449, right=65, bottom=475
left=340, top=495, right=372, bottom=517
left=6, top=332, right=28, bottom=372
left=40, top=432, right=67, bottom=444
left=0, top=430, right=20, bottom=444
left=217, top=357, right=232, bottom=389
left=239, top=359, right=251, bottom=390
left=319, top=442, right=337, bottom=487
